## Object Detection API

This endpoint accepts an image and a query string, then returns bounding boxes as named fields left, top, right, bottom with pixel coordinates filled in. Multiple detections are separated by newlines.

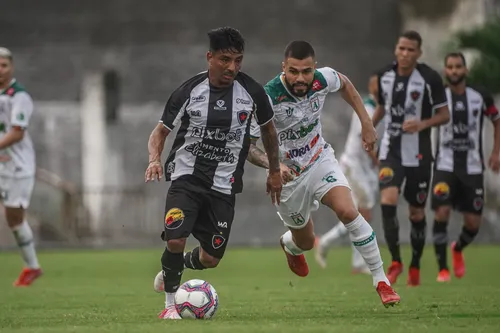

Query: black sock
left=410, top=218, right=427, bottom=269
left=184, top=247, right=206, bottom=270
left=161, top=247, right=184, bottom=293
left=454, top=226, right=479, bottom=252
left=381, top=205, right=401, bottom=263
left=433, top=220, right=448, bottom=271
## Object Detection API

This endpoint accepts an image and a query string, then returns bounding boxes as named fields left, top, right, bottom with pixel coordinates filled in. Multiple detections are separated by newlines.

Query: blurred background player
left=146, top=27, right=281, bottom=320
left=431, top=52, right=500, bottom=282
left=315, top=74, right=381, bottom=274
left=247, top=41, right=400, bottom=307
left=0, top=47, right=41, bottom=286
left=372, top=31, right=450, bottom=286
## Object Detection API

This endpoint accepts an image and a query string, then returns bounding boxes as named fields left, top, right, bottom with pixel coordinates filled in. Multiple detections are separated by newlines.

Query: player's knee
left=336, top=206, right=359, bottom=223
left=380, top=187, right=398, bottom=205
left=5, top=207, right=24, bottom=228
left=463, top=214, right=481, bottom=231
left=434, top=206, right=451, bottom=222
left=409, top=206, right=425, bottom=222
left=166, top=238, right=187, bottom=253
left=199, top=253, right=220, bottom=268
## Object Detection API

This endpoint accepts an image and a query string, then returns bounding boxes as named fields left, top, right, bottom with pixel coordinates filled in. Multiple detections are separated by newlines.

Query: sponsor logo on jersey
left=184, top=142, right=236, bottom=163
left=285, top=134, right=320, bottom=159
left=191, top=95, right=206, bottom=102
left=190, top=110, right=201, bottom=117
left=379, top=167, right=394, bottom=184
left=191, top=127, right=242, bottom=142
left=322, top=171, right=337, bottom=183
left=312, top=79, right=323, bottom=91
left=236, top=98, right=251, bottom=105
left=278, top=119, right=319, bottom=145
left=214, top=100, right=227, bottom=111
left=165, top=208, right=185, bottom=230
left=433, top=182, right=450, bottom=200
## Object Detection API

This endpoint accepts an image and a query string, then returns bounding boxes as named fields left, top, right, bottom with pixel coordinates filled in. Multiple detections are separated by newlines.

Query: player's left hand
left=403, top=119, right=425, bottom=133
left=361, top=122, right=377, bottom=151
left=267, top=170, right=282, bottom=205
left=488, top=151, right=500, bottom=173
left=280, top=163, right=294, bottom=184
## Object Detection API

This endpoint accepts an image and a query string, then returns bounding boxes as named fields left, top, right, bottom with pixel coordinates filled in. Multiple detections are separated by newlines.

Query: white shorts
left=340, top=159, right=378, bottom=210
left=276, top=147, right=350, bottom=229
left=0, top=176, right=35, bottom=209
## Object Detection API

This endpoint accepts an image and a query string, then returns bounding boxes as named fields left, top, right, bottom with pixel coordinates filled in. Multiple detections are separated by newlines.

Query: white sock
left=344, top=214, right=389, bottom=286
left=11, top=220, right=40, bottom=269
left=281, top=230, right=303, bottom=256
left=165, top=292, right=176, bottom=308
left=318, top=222, right=348, bottom=249
left=351, top=244, right=366, bottom=268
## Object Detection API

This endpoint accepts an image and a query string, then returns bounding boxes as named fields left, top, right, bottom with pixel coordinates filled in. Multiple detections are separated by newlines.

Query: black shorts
left=378, top=159, right=431, bottom=207
left=161, top=175, right=235, bottom=259
left=431, top=170, right=484, bottom=215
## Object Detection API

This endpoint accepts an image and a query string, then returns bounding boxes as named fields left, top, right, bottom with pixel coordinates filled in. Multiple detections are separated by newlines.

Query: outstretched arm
left=338, top=73, right=377, bottom=151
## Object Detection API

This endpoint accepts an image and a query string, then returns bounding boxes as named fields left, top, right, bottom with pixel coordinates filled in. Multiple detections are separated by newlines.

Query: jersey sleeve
left=10, top=91, right=34, bottom=128
left=249, top=116, right=261, bottom=139
left=318, top=67, right=342, bottom=93
left=160, top=86, right=190, bottom=130
left=481, top=90, right=500, bottom=122
left=428, top=71, right=448, bottom=109
left=252, top=86, right=274, bottom=126
left=377, top=75, right=385, bottom=105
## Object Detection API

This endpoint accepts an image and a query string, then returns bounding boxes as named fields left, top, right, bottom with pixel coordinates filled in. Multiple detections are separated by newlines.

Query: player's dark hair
left=207, top=27, right=245, bottom=54
left=400, top=30, right=422, bottom=48
left=444, top=52, right=467, bottom=67
left=284, top=41, right=315, bottom=60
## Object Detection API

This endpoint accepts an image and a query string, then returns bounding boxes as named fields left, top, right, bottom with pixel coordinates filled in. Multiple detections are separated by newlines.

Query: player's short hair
left=444, top=52, right=467, bottom=67
left=207, top=27, right=245, bottom=54
left=400, top=30, right=422, bottom=48
left=284, top=41, right=315, bottom=60
left=0, top=47, right=13, bottom=62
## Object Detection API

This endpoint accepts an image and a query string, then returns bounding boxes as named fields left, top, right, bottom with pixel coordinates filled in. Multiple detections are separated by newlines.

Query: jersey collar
left=0, top=78, right=16, bottom=95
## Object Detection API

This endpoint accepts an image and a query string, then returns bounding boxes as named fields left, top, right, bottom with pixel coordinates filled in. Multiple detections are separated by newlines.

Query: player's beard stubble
left=283, top=76, right=311, bottom=98
left=446, top=74, right=466, bottom=86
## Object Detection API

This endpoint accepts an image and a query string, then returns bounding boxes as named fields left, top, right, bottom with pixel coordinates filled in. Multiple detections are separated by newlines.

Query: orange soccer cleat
left=451, top=242, right=465, bottom=278
left=387, top=261, right=403, bottom=284
left=376, top=281, right=401, bottom=307
left=13, top=268, right=43, bottom=287
left=407, top=267, right=420, bottom=287
left=280, top=237, right=309, bottom=277
left=437, top=269, right=451, bottom=282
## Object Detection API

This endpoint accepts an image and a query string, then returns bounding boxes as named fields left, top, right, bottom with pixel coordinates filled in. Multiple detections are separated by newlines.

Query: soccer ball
left=175, top=279, right=219, bottom=319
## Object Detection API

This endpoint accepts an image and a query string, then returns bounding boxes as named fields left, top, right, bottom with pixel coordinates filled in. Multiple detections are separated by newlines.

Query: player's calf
left=185, top=246, right=220, bottom=269
left=409, top=206, right=427, bottom=271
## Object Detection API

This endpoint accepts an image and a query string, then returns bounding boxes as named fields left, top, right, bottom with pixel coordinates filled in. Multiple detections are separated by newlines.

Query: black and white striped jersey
left=435, top=85, right=500, bottom=174
left=377, top=63, right=448, bottom=167
left=160, top=71, right=274, bottom=195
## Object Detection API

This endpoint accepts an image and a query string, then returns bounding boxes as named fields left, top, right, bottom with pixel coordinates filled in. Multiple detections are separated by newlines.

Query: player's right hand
left=145, top=161, right=163, bottom=182
left=267, top=170, right=282, bottom=206
left=280, top=163, right=294, bottom=184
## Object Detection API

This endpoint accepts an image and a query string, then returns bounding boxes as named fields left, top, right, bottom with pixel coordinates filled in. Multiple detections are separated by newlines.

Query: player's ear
left=206, top=51, right=212, bottom=63
left=281, top=61, right=286, bottom=73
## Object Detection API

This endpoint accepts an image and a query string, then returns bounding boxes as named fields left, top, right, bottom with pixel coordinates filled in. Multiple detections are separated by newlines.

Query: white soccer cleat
left=153, top=271, right=164, bottom=293
left=158, top=306, right=182, bottom=320
left=314, top=238, right=328, bottom=269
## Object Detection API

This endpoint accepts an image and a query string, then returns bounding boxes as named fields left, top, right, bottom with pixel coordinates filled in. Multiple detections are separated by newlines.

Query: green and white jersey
left=0, top=79, right=35, bottom=177
left=251, top=67, right=342, bottom=175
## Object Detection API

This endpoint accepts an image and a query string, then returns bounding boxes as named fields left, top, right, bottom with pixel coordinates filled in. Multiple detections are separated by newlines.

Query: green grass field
left=1, top=245, right=500, bottom=333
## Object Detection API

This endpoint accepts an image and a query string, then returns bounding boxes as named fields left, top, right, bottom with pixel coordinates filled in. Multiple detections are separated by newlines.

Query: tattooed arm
left=258, top=120, right=280, bottom=172
left=247, top=137, right=270, bottom=169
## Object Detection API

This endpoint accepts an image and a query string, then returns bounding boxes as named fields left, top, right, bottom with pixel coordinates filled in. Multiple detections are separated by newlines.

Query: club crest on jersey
left=212, top=234, right=226, bottom=249
left=165, top=208, right=185, bottom=230
left=410, top=90, right=420, bottom=101
left=237, top=111, right=249, bottom=125
left=310, top=96, right=320, bottom=112
left=433, top=182, right=450, bottom=200
left=379, top=167, right=394, bottom=184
